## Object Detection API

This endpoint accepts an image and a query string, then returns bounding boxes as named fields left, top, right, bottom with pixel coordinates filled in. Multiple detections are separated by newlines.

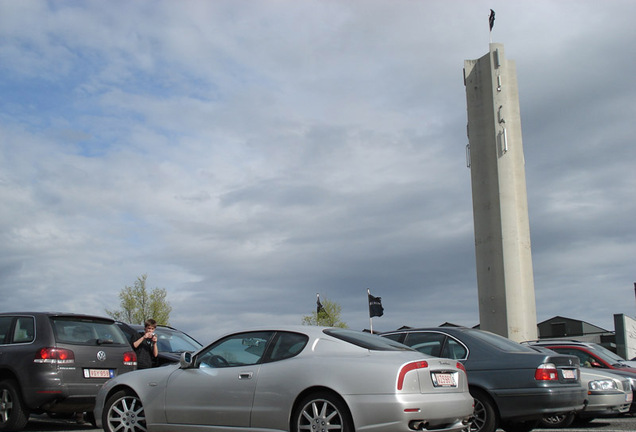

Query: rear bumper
left=21, top=369, right=109, bottom=412
left=345, top=392, right=474, bottom=432
left=492, top=386, right=586, bottom=422
left=579, top=391, right=632, bottom=418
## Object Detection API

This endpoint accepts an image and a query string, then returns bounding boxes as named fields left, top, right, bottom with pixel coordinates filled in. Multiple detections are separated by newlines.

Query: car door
left=164, top=331, right=274, bottom=427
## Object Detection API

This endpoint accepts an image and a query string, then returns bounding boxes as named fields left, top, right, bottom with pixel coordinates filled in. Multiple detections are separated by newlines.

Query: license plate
left=83, top=369, right=114, bottom=379
left=562, top=369, right=575, bottom=379
left=432, top=372, right=456, bottom=387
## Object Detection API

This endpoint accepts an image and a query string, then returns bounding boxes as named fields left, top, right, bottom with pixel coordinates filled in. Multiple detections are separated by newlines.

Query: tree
left=106, top=274, right=172, bottom=325
left=302, top=297, right=347, bottom=328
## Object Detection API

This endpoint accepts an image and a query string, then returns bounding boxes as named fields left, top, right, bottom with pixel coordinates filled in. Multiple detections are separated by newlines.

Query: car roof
left=382, top=326, right=473, bottom=334
left=525, top=340, right=597, bottom=347
left=0, top=311, right=117, bottom=321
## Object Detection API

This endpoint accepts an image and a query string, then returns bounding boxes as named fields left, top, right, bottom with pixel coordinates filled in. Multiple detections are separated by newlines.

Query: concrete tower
left=463, top=43, right=537, bottom=342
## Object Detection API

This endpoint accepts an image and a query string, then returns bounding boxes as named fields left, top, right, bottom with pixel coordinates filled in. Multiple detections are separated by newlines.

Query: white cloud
left=1, top=0, right=635, bottom=343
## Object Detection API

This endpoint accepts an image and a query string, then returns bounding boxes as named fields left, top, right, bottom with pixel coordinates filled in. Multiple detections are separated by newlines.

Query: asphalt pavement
left=22, top=413, right=636, bottom=432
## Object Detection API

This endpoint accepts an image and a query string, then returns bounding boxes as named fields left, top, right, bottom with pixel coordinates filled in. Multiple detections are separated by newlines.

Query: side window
left=441, top=337, right=468, bottom=360
left=0, top=317, right=13, bottom=344
left=13, top=317, right=35, bottom=343
left=197, top=331, right=274, bottom=368
left=382, top=333, right=404, bottom=343
left=268, top=332, right=308, bottom=362
left=403, top=332, right=445, bottom=357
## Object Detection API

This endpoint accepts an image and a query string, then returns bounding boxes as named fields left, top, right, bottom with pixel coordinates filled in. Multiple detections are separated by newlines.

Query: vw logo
left=97, top=351, right=107, bottom=361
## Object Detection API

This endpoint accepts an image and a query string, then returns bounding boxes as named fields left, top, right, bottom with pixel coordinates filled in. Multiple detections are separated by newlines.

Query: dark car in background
left=0, top=312, right=136, bottom=431
left=525, top=340, right=636, bottom=413
left=117, top=322, right=202, bottom=366
left=381, top=327, right=586, bottom=432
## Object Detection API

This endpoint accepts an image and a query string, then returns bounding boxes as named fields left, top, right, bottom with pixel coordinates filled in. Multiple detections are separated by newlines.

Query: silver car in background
left=95, top=326, right=474, bottom=432
left=540, top=367, right=632, bottom=428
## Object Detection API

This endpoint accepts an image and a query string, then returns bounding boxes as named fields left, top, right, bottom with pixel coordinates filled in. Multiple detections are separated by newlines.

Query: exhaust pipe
left=408, top=420, right=429, bottom=430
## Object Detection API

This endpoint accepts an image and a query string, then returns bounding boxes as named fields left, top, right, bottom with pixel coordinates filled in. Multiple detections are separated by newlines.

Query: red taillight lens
left=456, top=362, right=466, bottom=373
left=397, top=360, right=429, bottom=390
left=535, top=363, right=559, bottom=381
left=123, top=351, right=137, bottom=366
left=34, top=347, right=75, bottom=364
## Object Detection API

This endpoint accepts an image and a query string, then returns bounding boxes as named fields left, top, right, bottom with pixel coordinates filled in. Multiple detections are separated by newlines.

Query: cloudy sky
left=1, top=0, right=634, bottom=345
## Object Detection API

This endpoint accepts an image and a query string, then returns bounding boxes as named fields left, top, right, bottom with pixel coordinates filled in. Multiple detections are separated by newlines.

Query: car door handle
left=238, top=372, right=253, bottom=380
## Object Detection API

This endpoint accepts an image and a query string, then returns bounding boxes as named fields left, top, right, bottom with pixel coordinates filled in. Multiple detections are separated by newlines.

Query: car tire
left=470, top=389, right=497, bottom=432
left=292, top=392, right=353, bottom=432
left=0, top=379, right=29, bottom=432
left=539, top=412, right=575, bottom=428
left=102, top=390, right=146, bottom=432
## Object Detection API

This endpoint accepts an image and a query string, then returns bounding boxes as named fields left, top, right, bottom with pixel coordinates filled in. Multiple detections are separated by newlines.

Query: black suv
left=0, top=312, right=137, bottom=431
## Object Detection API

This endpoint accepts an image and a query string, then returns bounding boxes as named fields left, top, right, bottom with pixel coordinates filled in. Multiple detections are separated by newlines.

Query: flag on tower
left=489, top=9, right=496, bottom=31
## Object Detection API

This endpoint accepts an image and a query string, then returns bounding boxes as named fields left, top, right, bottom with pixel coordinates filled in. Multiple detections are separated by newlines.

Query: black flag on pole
left=368, top=292, right=384, bottom=318
left=489, top=9, right=495, bottom=31
left=317, top=294, right=327, bottom=316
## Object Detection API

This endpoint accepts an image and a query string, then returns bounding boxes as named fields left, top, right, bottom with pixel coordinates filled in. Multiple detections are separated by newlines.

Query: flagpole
left=368, top=289, right=373, bottom=334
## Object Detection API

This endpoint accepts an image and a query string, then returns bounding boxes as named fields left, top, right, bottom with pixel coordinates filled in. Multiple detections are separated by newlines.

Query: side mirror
left=180, top=351, right=194, bottom=368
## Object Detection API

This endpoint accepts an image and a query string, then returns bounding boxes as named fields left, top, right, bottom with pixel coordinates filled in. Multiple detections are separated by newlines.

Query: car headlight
left=589, top=379, right=618, bottom=391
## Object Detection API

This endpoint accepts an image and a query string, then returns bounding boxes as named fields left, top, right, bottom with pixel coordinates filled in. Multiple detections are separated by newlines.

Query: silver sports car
left=94, top=326, right=474, bottom=432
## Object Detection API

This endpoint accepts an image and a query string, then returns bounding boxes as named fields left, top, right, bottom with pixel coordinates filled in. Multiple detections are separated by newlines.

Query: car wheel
left=470, top=389, right=497, bottom=432
left=102, top=390, right=146, bottom=432
left=292, top=392, right=352, bottom=432
left=0, top=379, right=29, bottom=432
left=539, top=412, right=575, bottom=428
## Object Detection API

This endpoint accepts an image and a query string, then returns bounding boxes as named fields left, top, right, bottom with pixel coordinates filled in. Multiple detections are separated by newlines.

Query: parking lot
left=22, top=414, right=636, bottom=432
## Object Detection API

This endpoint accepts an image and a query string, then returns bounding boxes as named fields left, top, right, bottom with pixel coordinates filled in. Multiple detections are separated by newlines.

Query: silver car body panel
left=95, top=326, right=474, bottom=432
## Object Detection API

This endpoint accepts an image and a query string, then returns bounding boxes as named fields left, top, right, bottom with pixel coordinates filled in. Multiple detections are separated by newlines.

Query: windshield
left=156, top=328, right=202, bottom=353
left=588, top=343, right=628, bottom=364
left=324, top=329, right=413, bottom=351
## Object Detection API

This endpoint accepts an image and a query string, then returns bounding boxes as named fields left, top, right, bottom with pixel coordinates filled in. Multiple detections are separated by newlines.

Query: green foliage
left=302, top=297, right=348, bottom=328
left=106, top=274, right=172, bottom=325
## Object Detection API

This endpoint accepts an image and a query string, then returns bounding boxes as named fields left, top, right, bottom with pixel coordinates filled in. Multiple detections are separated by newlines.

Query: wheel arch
left=102, top=383, right=139, bottom=404
left=289, top=386, right=354, bottom=432
left=469, top=385, right=501, bottom=426
left=0, top=369, right=21, bottom=388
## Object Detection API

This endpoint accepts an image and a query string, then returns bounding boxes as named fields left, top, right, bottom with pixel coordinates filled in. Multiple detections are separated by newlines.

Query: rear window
left=52, top=317, right=129, bottom=346
left=324, top=329, right=413, bottom=351
left=466, top=329, right=535, bottom=353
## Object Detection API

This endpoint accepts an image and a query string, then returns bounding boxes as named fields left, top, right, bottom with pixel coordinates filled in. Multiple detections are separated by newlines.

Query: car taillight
left=123, top=351, right=137, bottom=366
left=535, top=363, right=558, bottom=381
left=34, top=347, right=75, bottom=364
left=456, top=362, right=466, bottom=373
left=397, top=361, right=429, bottom=390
